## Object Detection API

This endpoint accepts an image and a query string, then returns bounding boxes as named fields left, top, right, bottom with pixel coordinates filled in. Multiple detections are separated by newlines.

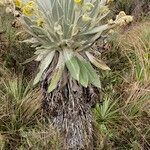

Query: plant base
left=41, top=77, right=100, bottom=150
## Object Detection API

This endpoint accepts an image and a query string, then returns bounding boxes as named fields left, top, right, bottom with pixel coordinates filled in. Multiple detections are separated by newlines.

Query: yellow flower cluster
left=13, top=0, right=45, bottom=27
left=36, top=18, right=44, bottom=27
left=14, top=0, right=22, bottom=8
left=13, top=0, right=36, bottom=16
left=74, top=0, right=82, bottom=5
left=21, top=1, right=35, bottom=16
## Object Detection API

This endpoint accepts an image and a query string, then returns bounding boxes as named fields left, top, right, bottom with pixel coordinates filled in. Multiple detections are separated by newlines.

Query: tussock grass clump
left=0, top=67, right=60, bottom=149
left=93, top=21, right=150, bottom=149
left=118, top=21, right=150, bottom=83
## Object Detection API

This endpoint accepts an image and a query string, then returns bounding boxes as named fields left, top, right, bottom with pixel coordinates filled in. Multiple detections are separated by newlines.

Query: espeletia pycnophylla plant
left=10, top=0, right=133, bottom=149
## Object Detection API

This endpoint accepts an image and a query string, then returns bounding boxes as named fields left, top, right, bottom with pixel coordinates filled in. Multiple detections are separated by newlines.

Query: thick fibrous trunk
left=41, top=74, right=100, bottom=150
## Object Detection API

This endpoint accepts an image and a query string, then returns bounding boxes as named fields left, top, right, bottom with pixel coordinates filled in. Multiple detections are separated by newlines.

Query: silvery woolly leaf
left=21, top=38, right=39, bottom=44
left=77, top=58, right=89, bottom=87
left=83, top=24, right=109, bottom=35
left=86, top=51, right=111, bottom=70
left=21, top=55, right=37, bottom=65
left=52, top=0, right=63, bottom=22
left=48, top=52, right=64, bottom=93
left=33, top=51, right=55, bottom=85
left=83, top=60, right=101, bottom=88
left=35, top=50, right=49, bottom=61
left=90, top=0, right=107, bottom=20
left=67, top=0, right=75, bottom=23
left=63, top=49, right=80, bottom=81
left=77, top=54, right=101, bottom=88
left=30, top=26, right=54, bottom=43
